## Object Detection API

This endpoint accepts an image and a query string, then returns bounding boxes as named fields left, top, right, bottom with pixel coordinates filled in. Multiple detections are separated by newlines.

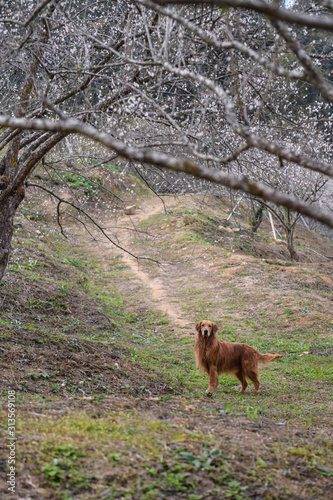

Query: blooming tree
left=0, top=0, right=332, bottom=280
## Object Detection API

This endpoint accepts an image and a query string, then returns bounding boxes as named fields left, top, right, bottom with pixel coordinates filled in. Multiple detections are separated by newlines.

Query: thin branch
left=160, top=60, right=333, bottom=170
left=1, top=114, right=333, bottom=227
left=154, top=0, right=333, bottom=31
left=137, top=0, right=312, bottom=83
left=23, top=0, right=56, bottom=27
left=47, top=166, right=125, bottom=204
left=26, top=182, right=159, bottom=264
left=133, top=164, right=168, bottom=213
left=271, top=18, right=333, bottom=102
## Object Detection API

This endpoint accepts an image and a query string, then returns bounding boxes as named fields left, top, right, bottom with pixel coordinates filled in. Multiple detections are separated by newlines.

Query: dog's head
left=196, top=320, right=218, bottom=339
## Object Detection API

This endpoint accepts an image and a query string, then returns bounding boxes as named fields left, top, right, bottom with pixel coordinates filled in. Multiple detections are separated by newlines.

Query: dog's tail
left=258, top=353, right=284, bottom=364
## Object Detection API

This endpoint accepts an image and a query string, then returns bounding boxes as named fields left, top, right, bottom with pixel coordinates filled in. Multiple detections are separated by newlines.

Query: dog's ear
left=196, top=321, right=202, bottom=333
left=212, top=323, right=218, bottom=334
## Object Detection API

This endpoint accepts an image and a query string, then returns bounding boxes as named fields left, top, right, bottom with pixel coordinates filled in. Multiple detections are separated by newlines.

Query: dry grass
left=0, top=190, right=332, bottom=499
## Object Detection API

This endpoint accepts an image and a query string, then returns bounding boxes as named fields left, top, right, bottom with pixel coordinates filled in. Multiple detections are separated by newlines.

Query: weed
left=57, top=172, right=99, bottom=198
left=109, top=453, right=121, bottom=463
left=161, top=469, right=196, bottom=493
left=132, top=347, right=138, bottom=362
left=42, top=444, right=90, bottom=491
left=246, top=406, right=258, bottom=420
left=176, top=446, right=225, bottom=471
left=61, top=258, right=85, bottom=268
left=224, top=478, right=248, bottom=499
left=42, top=459, right=65, bottom=484
left=22, top=259, right=45, bottom=270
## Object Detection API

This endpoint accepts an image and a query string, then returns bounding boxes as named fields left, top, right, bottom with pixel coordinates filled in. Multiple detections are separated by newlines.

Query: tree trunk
left=0, top=188, right=25, bottom=283
left=251, top=204, right=264, bottom=233
left=285, top=226, right=299, bottom=262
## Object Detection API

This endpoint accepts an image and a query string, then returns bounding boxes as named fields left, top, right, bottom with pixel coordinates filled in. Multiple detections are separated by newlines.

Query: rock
left=124, top=205, right=136, bottom=215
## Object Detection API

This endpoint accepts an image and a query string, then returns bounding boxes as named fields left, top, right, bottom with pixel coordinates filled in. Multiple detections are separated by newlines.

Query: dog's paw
left=205, top=390, right=213, bottom=398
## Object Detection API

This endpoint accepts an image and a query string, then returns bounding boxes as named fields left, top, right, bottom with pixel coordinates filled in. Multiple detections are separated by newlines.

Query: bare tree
left=245, top=156, right=329, bottom=260
left=0, top=0, right=333, bottom=281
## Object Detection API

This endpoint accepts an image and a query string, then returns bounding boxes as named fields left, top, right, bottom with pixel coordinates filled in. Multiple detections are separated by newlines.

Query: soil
left=1, top=191, right=332, bottom=499
left=116, top=197, right=192, bottom=329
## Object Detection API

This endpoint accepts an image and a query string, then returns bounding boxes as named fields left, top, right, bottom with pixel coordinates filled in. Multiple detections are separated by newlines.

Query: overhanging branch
left=154, top=0, right=333, bottom=31
left=1, top=114, right=333, bottom=228
left=26, top=182, right=159, bottom=264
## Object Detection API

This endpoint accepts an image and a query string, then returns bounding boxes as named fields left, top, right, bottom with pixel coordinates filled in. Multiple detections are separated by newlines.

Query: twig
left=134, top=165, right=168, bottom=213
left=26, top=182, right=160, bottom=264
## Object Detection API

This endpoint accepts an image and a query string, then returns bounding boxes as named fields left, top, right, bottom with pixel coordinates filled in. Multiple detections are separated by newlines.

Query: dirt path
left=70, top=195, right=193, bottom=330
left=117, top=196, right=192, bottom=330
left=3, top=189, right=333, bottom=500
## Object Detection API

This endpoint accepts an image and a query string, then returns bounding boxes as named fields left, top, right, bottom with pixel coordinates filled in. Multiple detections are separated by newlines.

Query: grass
left=2, top=221, right=333, bottom=422
left=12, top=404, right=332, bottom=499
left=0, top=192, right=333, bottom=498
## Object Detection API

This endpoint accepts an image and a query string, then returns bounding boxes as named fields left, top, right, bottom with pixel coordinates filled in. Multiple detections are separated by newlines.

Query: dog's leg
left=235, top=371, right=248, bottom=393
left=206, top=366, right=219, bottom=394
left=248, top=371, right=260, bottom=393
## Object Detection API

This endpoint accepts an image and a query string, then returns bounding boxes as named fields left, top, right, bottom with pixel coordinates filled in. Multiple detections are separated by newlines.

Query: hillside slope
left=0, top=184, right=332, bottom=499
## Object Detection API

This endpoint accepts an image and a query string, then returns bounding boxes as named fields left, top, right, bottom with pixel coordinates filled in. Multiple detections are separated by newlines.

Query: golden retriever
left=195, top=320, right=283, bottom=394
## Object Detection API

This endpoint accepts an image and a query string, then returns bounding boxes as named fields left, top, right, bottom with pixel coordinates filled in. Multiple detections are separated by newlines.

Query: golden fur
left=194, top=320, right=283, bottom=394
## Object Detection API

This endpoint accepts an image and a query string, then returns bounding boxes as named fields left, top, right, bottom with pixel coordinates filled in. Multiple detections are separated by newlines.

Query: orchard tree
left=1, top=0, right=333, bottom=282
left=245, top=153, right=329, bottom=260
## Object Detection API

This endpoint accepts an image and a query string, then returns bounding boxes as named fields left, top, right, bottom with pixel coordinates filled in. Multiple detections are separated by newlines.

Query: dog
left=194, top=320, right=283, bottom=394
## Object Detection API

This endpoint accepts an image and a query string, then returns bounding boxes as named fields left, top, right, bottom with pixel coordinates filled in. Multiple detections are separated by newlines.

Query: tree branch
left=154, top=0, right=333, bottom=31
left=1, top=114, right=332, bottom=228
left=26, top=182, right=159, bottom=263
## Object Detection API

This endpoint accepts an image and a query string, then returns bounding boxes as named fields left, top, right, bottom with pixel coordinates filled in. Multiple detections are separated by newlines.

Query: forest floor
left=0, top=173, right=333, bottom=499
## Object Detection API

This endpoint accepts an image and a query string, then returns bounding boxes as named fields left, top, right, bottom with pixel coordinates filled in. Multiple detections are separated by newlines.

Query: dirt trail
left=118, top=197, right=192, bottom=330
left=68, top=194, right=193, bottom=329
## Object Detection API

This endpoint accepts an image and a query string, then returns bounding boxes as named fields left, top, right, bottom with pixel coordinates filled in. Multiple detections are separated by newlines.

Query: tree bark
left=285, top=226, right=299, bottom=262
left=251, top=204, right=264, bottom=233
left=0, top=6, right=54, bottom=284
left=0, top=187, right=25, bottom=283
